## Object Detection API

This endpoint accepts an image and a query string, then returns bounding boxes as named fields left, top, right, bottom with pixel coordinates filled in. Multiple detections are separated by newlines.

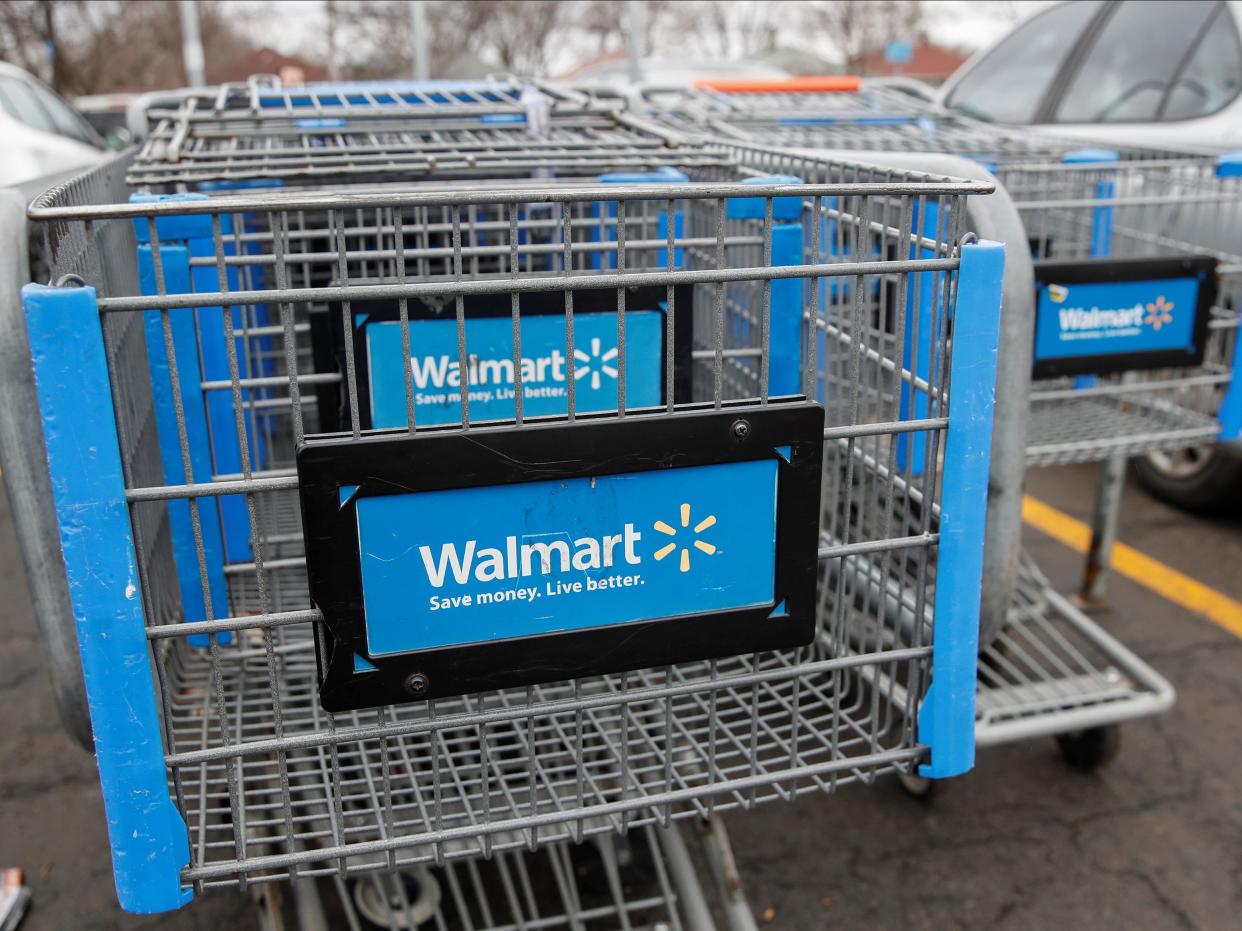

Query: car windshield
left=945, top=0, right=1101, bottom=123
left=1159, top=3, right=1242, bottom=120
left=1054, top=0, right=1222, bottom=123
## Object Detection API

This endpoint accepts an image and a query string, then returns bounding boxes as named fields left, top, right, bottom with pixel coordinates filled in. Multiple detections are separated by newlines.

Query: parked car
left=1131, top=446, right=1242, bottom=516
left=938, top=0, right=1242, bottom=150
left=863, top=75, right=938, bottom=102
left=940, top=0, right=1242, bottom=513
left=74, top=92, right=137, bottom=149
left=0, top=62, right=104, bottom=196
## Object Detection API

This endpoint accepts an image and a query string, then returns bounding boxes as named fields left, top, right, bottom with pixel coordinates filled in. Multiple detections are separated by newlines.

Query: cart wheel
left=897, top=770, right=938, bottom=800
left=352, top=866, right=441, bottom=929
left=1055, top=725, right=1121, bottom=771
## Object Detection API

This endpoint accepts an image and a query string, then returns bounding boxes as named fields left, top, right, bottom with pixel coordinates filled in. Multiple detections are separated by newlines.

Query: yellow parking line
left=1022, top=494, right=1242, bottom=640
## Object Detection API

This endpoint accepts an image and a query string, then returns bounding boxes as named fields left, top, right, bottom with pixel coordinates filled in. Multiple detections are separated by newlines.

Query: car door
left=0, top=72, right=103, bottom=189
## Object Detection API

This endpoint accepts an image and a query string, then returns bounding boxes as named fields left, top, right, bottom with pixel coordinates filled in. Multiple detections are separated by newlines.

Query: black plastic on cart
left=297, top=403, right=824, bottom=711
left=1031, top=255, right=1217, bottom=379
left=309, top=284, right=695, bottom=432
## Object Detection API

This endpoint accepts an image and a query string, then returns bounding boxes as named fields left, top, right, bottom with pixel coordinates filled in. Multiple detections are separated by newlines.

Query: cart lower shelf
left=267, top=824, right=706, bottom=931
left=162, top=615, right=924, bottom=890
left=975, top=556, right=1175, bottom=746
left=1025, top=391, right=1219, bottom=468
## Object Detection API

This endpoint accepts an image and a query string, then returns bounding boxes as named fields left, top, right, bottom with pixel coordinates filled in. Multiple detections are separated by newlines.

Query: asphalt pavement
left=1, top=462, right=1239, bottom=930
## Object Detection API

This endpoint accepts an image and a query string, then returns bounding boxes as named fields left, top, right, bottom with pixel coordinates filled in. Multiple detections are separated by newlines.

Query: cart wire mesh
left=639, top=83, right=1202, bottom=166
left=644, top=83, right=1242, bottom=467
left=1009, top=156, right=1242, bottom=465
left=282, top=824, right=696, bottom=931
left=131, top=79, right=692, bottom=187
left=638, top=84, right=1186, bottom=748
left=974, top=556, right=1175, bottom=743
left=26, top=138, right=997, bottom=900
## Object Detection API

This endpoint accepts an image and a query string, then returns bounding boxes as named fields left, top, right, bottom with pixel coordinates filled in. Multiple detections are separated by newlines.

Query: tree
left=661, top=0, right=787, bottom=61
left=573, top=1, right=676, bottom=58
left=324, top=1, right=561, bottom=80
left=0, top=0, right=258, bottom=96
left=799, top=0, right=926, bottom=71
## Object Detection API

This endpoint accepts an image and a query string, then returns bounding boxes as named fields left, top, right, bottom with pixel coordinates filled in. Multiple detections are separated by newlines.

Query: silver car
left=939, top=0, right=1242, bottom=151
left=940, top=0, right=1242, bottom=513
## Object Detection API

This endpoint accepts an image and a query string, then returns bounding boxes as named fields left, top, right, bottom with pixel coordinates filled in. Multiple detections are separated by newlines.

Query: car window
left=0, top=75, right=56, bottom=134
left=944, top=0, right=1101, bottom=123
left=26, top=80, right=98, bottom=144
left=1160, top=4, right=1242, bottom=120
left=1054, top=0, right=1220, bottom=123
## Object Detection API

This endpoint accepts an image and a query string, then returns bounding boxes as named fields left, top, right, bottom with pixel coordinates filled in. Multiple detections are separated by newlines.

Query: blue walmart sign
left=365, top=310, right=664, bottom=427
left=354, top=459, right=779, bottom=655
left=1034, top=276, right=1200, bottom=364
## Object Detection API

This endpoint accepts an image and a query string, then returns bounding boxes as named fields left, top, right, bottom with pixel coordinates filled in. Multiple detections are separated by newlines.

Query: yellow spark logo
left=574, top=338, right=619, bottom=390
left=1145, top=295, right=1174, bottom=330
left=653, top=503, right=718, bottom=573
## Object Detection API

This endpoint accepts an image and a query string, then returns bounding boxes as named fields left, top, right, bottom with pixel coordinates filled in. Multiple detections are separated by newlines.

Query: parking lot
left=3, top=461, right=1238, bottom=931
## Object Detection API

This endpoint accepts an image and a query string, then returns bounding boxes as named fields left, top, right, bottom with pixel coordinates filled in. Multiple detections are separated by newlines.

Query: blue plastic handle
left=918, top=239, right=1005, bottom=778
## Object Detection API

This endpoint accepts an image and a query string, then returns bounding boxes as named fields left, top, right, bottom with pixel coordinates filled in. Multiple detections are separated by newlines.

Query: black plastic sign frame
left=297, top=402, right=824, bottom=711
left=1031, top=255, right=1217, bottom=379
left=309, top=284, right=695, bottom=433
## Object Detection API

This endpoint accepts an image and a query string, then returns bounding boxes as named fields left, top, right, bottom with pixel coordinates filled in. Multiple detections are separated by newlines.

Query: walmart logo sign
left=354, top=460, right=778, bottom=656
left=1049, top=282, right=1176, bottom=336
left=1035, top=276, right=1200, bottom=364
left=367, top=311, right=663, bottom=427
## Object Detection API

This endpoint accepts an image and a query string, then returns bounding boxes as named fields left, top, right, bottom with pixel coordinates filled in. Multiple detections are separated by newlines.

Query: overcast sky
left=236, top=0, right=1053, bottom=70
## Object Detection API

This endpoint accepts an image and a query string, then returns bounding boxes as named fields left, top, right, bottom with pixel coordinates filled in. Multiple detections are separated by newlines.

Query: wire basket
left=131, top=79, right=692, bottom=187
left=644, top=81, right=1242, bottom=467
left=1007, top=155, right=1242, bottom=465
left=21, top=135, right=1002, bottom=913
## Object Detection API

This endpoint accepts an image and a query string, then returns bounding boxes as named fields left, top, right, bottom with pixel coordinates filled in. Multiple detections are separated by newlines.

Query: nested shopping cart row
left=639, top=79, right=1201, bottom=763
left=645, top=79, right=1242, bottom=467
left=16, top=112, right=1003, bottom=915
left=130, top=78, right=689, bottom=185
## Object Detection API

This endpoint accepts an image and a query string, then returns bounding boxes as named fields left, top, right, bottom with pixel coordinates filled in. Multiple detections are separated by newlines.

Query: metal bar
left=94, top=258, right=962, bottom=313
left=147, top=608, right=320, bottom=639
left=180, top=745, right=924, bottom=882
left=658, top=826, right=718, bottom=931
left=32, top=180, right=995, bottom=219
left=126, top=475, right=300, bottom=501
left=1078, top=451, right=1127, bottom=604
left=165, top=646, right=932, bottom=767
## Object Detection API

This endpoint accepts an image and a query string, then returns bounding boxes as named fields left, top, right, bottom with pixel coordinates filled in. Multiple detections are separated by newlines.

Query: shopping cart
left=254, top=822, right=725, bottom=931
left=968, top=154, right=1234, bottom=763
left=641, top=78, right=1205, bottom=770
left=13, top=121, right=1003, bottom=918
left=1003, top=153, right=1242, bottom=571
left=647, top=81, right=1241, bottom=469
left=128, top=77, right=692, bottom=187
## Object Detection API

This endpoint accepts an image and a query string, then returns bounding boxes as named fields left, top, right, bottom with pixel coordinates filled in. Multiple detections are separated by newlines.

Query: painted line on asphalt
left=1022, top=494, right=1242, bottom=640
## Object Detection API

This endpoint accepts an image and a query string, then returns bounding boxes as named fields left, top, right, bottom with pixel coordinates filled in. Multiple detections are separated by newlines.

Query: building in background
left=211, top=47, right=328, bottom=86
left=855, top=41, right=967, bottom=84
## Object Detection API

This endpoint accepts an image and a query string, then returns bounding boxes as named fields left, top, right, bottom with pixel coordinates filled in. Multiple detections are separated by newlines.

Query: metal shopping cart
left=956, top=151, right=1237, bottom=767
left=127, top=77, right=690, bottom=187
left=641, top=78, right=1219, bottom=771
left=8, top=101, right=1004, bottom=919
left=643, top=80, right=1239, bottom=475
